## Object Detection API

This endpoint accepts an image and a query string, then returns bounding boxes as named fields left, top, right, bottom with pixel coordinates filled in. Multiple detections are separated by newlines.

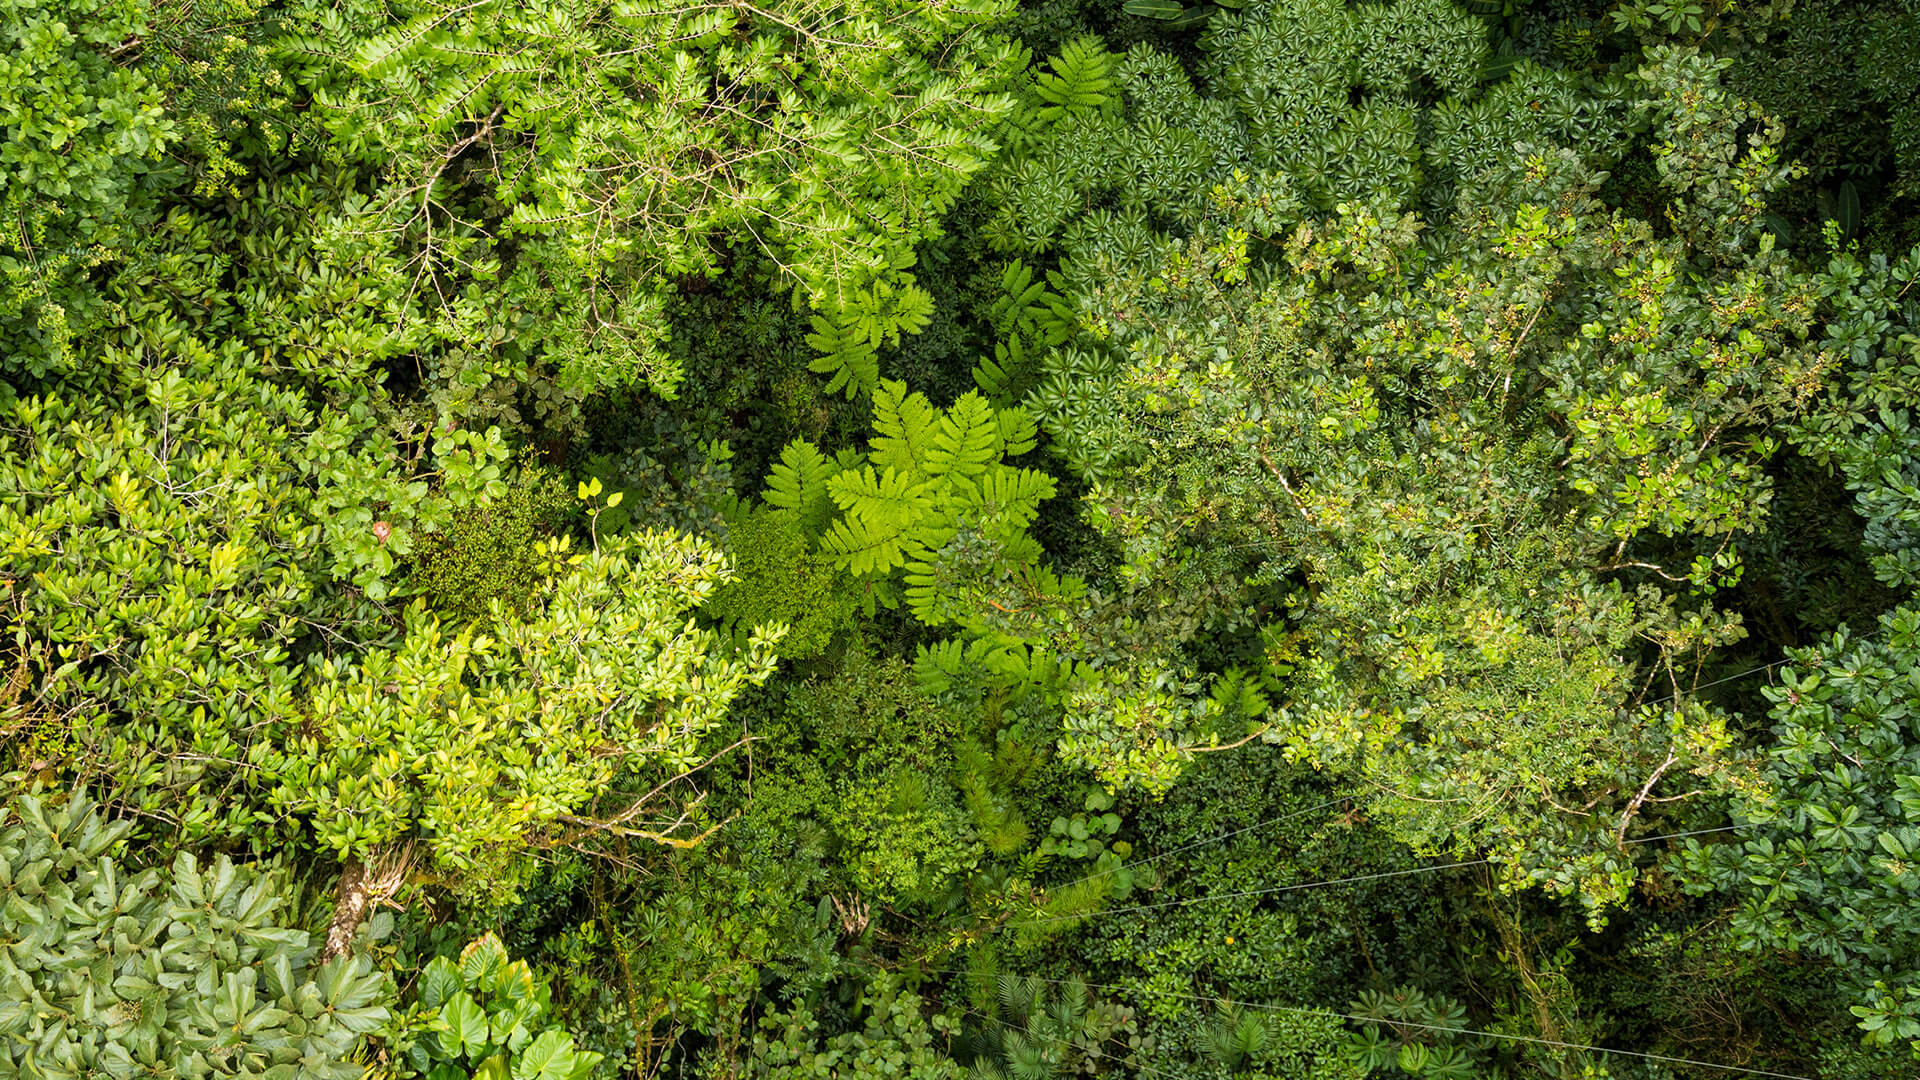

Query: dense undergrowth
left=5, top=0, right=1920, bottom=1076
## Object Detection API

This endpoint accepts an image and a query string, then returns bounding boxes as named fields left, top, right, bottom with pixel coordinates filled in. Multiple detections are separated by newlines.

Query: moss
left=410, top=465, right=577, bottom=623
left=705, top=506, right=852, bottom=659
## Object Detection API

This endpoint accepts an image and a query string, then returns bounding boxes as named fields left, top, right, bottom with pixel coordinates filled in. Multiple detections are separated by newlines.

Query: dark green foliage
left=1729, top=0, right=1920, bottom=249
left=411, top=464, right=576, bottom=622
left=957, top=975, right=1153, bottom=1078
left=0, top=790, right=391, bottom=1078
left=1676, top=608, right=1920, bottom=1051
left=706, top=506, right=855, bottom=659
left=751, top=972, right=964, bottom=1079
left=786, top=647, right=961, bottom=778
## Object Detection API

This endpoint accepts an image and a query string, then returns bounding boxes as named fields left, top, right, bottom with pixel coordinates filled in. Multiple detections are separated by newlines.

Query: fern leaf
left=998, top=974, right=1045, bottom=1022
left=972, top=335, right=1035, bottom=406
left=764, top=439, right=839, bottom=535
left=1034, top=37, right=1114, bottom=123
left=926, top=392, right=1001, bottom=493
left=870, top=379, right=943, bottom=478
left=970, top=468, right=1055, bottom=524
left=821, top=466, right=939, bottom=575
left=990, top=261, right=1048, bottom=334
left=994, top=405, right=1041, bottom=458
left=806, top=311, right=881, bottom=399
left=914, top=638, right=969, bottom=695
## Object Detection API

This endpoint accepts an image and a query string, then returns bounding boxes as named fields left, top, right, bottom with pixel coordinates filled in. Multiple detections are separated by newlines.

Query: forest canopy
left=5, top=0, right=1920, bottom=1077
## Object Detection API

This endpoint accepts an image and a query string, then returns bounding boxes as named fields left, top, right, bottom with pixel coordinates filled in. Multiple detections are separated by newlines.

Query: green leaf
left=443, top=992, right=489, bottom=1058
left=513, top=1029, right=574, bottom=1080
left=1123, top=0, right=1187, bottom=17
left=460, top=935, right=508, bottom=990
left=420, top=957, right=462, bottom=1011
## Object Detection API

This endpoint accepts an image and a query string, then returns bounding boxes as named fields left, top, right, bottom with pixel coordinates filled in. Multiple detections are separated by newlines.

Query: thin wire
left=1080, top=797, right=1348, bottom=889
left=956, top=1006, right=1187, bottom=1080
left=1004, top=859, right=1494, bottom=929
left=1641, top=625, right=1886, bottom=710
left=1006, top=822, right=1759, bottom=931
left=922, top=969, right=1817, bottom=1080
left=1620, top=823, right=1749, bottom=846
left=1642, top=657, right=1792, bottom=708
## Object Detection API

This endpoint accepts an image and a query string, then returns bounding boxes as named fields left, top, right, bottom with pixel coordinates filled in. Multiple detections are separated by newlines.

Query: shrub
left=410, top=464, right=576, bottom=623
left=0, top=790, right=391, bottom=1078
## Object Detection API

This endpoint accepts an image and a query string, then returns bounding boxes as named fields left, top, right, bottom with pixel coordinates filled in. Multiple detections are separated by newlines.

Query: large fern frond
left=806, top=311, right=881, bottom=399
left=764, top=439, right=839, bottom=535
left=994, top=405, right=1041, bottom=458
left=968, top=468, right=1055, bottom=527
left=926, top=392, right=1001, bottom=493
left=870, top=379, right=942, bottom=478
left=1034, top=37, right=1115, bottom=124
left=972, top=335, right=1032, bottom=405
left=821, top=466, right=939, bottom=575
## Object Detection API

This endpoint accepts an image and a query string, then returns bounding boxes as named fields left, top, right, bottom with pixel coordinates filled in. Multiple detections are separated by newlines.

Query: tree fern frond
left=806, top=311, right=881, bottom=399
left=972, top=335, right=1033, bottom=404
left=1034, top=36, right=1114, bottom=123
left=764, top=439, right=839, bottom=535
left=1058, top=978, right=1088, bottom=1031
left=994, top=405, right=1040, bottom=458
left=990, top=260, right=1049, bottom=334
left=927, top=392, right=1001, bottom=491
left=968, top=468, right=1055, bottom=527
left=871, top=379, right=942, bottom=477
left=821, top=466, right=939, bottom=575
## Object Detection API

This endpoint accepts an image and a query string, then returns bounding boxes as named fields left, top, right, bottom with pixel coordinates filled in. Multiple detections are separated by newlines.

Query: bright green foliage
left=1675, top=608, right=1920, bottom=1053
left=750, top=972, right=964, bottom=1080
left=1060, top=665, right=1268, bottom=796
left=831, top=766, right=982, bottom=903
left=14, top=0, right=1920, bottom=1071
left=0, top=332, right=427, bottom=840
left=402, top=935, right=600, bottom=1080
left=278, top=0, right=1021, bottom=399
left=412, top=465, right=577, bottom=623
left=705, top=506, right=854, bottom=660
left=267, top=528, right=784, bottom=885
left=766, top=379, right=1055, bottom=622
left=0, top=790, right=390, bottom=1079
left=807, top=280, right=938, bottom=400
left=1015, top=50, right=1833, bottom=903
left=0, top=0, right=172, bottom=370
left=764, top=439, right=850, bottom=538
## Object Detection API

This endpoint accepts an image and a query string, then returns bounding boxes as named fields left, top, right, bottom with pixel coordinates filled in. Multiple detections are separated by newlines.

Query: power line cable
left=1006, top=820, right=1758, bottom=932
left=921, top=969, right=1817, bottom=1080
left=1074, top=797, right=1348, bottom=891
left=1640, top=625, right=1887, bottom=710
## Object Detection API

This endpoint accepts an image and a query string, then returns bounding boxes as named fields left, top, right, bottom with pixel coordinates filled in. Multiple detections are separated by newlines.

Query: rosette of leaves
left=0, top=790, right=390, bottom=1079
left=405, top=935, right=600, bottom=1080
left=1344, top=988, right=1488, bottom=1079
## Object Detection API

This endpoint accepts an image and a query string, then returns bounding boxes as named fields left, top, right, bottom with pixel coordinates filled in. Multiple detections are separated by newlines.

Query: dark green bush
left=409, top=465, right=576, bottom=622
left=706, top=507, right=855, bottom=659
